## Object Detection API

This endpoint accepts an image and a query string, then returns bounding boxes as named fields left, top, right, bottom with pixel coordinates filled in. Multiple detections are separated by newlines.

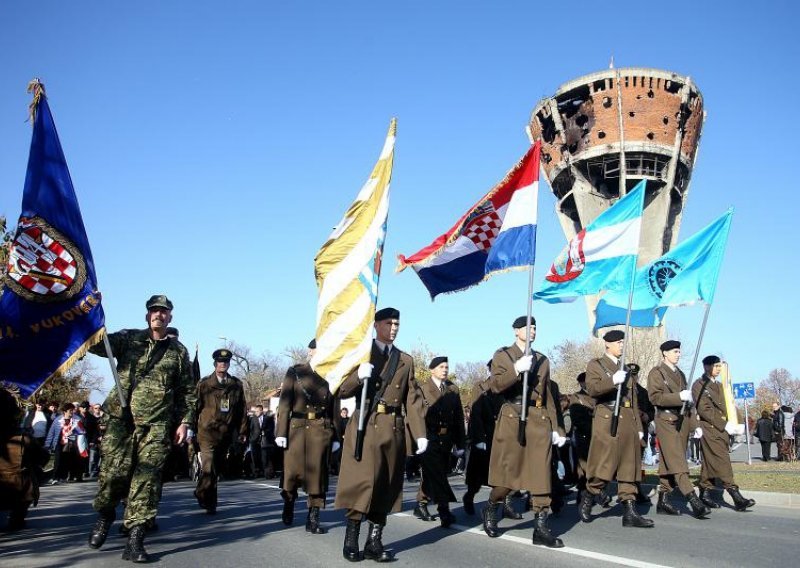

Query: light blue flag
left=534, top=180, right=645, bottom=303
left=594, top=208, right=734, bottom=332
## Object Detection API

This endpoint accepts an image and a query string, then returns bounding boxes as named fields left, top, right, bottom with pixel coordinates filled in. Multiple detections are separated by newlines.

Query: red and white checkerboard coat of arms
left=4, top=216, right=86, bottom=302
left=461, top=204, right=502, bottom=252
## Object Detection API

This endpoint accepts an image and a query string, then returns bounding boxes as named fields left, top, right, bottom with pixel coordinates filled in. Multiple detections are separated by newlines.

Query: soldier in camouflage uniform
left=87, top=295, right=196, bottom=563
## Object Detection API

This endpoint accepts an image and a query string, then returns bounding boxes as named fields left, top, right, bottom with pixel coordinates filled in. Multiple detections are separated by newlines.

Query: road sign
left=733, top=382, right=755, bottom=400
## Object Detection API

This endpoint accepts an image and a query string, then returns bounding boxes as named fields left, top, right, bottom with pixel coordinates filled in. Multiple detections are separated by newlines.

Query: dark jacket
left=755, top=417, right=774, bottom=442
left=772, top=409, right=786, bottom=436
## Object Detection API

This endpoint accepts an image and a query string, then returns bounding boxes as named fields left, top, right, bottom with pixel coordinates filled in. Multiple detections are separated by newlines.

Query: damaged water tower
left=528, top=67, right=704, bottom=332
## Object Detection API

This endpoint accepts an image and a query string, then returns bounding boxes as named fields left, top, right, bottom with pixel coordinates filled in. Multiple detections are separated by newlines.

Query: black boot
left=531, top=511, right=564, bottom=548
left=578, top=491, right=594, bottom=523
left=656, top=490, right=680, bottom=515
left=635, top=487, right=652, bottom=504
left=699, top=488, right=720, bottom=509
left=481, top=501, right=501, bottom=538
left=596, top=487, right=612, bottom=508
left=503, top=494, right=522, bottom=520
left=88, top=509, right=115, bottom=549
left=437, top=504, right=456, bottom=528
left=342, top=519, right=361, bottom=562
left=305, top=506, right=326, bottom=534
left=462, top=491, right=475, bottom=516
left=727, top=486, right=756, bottom=511
left=686, top=492, right=711, bottom=519
left=413, top=501, right=434, bottom=521
left=621, top=500, right=654, bottom=528
left=121, top=525, right=149, bottom=563
left=363, top=522, right=393, bottom=562
left=281, top=493, right=295, bottom=526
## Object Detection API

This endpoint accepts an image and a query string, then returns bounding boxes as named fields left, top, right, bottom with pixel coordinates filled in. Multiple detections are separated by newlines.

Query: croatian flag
left=534, top=180, right=646, bottom=303
left=397, top=142, right=540, bottom=299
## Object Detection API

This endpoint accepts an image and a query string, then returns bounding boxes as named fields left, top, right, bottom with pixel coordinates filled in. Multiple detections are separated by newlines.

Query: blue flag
left=0, top=83, right=105, bottom=397
left=594, top=209, right=733, bottom=332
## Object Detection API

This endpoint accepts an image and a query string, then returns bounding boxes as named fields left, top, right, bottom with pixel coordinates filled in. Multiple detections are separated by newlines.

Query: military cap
left=702, top=355, right=721, bottom=366
left=660, top=340, right=680, bottom=352
left=213, top=349, right=233, bottom=362
left=375, top=307, right=400, bottom=321
left=308, top=339, right=317, bottom=349
left=146, top=294, right=173, bottom=311
left=512, top=315, right=536, bottom=329
left=603, top=330, right=624, bottom=342
left=576, top=372, right=586, bottom=384
left=429, top=356, right=448, bottom=369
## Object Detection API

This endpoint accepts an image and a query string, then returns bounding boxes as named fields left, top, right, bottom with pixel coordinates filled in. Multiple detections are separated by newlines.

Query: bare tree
left=752, top=368, right=799, bottom=412
left=36, top=358, right=104, bottom=405
left=220, top=340, right=288, bottom=405
left=282, top=344, right=309, bottom=366
left=454, top=360, right=489, bottom=393
left=548, top=338, right=603, bottom=395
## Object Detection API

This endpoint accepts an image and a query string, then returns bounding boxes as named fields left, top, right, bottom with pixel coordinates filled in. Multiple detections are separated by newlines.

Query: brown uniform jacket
left=585, top=355, right=643, bottom=482
left=488, top=343, right=562, bottom=493
left=277, top=363, right=335, bottom=495
left=0, top=432, right=47, bottom=512
left=196, top=374, right=248, bottom=445
left=648, top=362, right=690, bottom=475
left=334, top=343, right=426, bottom=514
left=692, top=375, right=734, bottom=481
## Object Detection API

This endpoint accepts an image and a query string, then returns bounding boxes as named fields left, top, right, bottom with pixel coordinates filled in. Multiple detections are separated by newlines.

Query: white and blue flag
left=534, top=180, right=646, bottom=303
left=593, top=209, right=733, bottom=331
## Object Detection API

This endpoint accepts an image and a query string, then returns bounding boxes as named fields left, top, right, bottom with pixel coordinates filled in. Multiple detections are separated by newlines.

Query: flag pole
left=102, top=331, right=127, bottom=408
left=676, top=303, right=711, bottom=430
left=610, top=255, right=638, bottom=437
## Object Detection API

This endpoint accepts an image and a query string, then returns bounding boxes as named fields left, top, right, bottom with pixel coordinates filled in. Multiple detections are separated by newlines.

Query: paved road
left=1, top=474, right=797, bottom=568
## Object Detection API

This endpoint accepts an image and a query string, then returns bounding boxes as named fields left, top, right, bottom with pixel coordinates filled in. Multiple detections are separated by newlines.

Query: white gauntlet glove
left=679, top=389, right=692, bottom=402
left=694, top=427, right=703, bottom=439
left=724, top=421, right=736, bottom=435
left=331, top=441, right=341, bottom=453
left=551, top=432, right=567, bottom=447
left=513, top=355, right=533, bottom=375
left=474, top=442, right=487, bottom=451
left=415, top=438, right=428, bottom=454
left=638, top=432, right=644, bottom=441
left=357, top=363, right=374, bottom=381
left=612, top=370, right=626, bottom=385
left=275, top=437, right=287, bottom=448
left=452, top=447, right=465, bottom=457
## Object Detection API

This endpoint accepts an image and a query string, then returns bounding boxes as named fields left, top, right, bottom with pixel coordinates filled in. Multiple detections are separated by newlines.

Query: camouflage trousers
left=93, top=418, right=170, bottom=529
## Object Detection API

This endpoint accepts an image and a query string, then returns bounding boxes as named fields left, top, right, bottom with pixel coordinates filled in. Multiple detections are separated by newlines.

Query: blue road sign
left=734, top=382, right=755, bottom=400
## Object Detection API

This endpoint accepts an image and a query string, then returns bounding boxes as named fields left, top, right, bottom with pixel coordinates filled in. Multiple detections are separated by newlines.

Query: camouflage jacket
left=90, top=329, right=196, bottom=427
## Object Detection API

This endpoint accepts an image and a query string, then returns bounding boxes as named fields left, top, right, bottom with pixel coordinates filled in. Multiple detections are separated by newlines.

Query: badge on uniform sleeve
left=220, top=398, right=230, bottom=413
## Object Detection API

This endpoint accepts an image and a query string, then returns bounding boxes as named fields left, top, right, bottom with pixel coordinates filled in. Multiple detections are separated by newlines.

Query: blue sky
left=1, top=2, right=797, bottom=395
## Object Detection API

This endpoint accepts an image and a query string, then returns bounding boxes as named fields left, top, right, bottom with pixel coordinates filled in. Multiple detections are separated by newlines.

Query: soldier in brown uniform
left=275, top=339, right=339, bottom=534
left=567, top=373, right=595, bottom=499
left=578, top=330, right=654, bottom=528
left=482, top=316, right=565, bottom=548
left=194, top=349, right=248, bottom=514
left=413, top=356, right=466, bottom=528
left=692, top=355, right=755, bottom=511
left=647, top=340, right=710, bottom=519
left=334, top=307, right=427, bottom=563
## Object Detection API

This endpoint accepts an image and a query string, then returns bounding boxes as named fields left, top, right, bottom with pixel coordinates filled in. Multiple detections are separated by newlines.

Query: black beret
left=486, top=360, right=493, bottom=370
left=308, top=339, right=317, bottom=349
left=660, top=340, right=680, bottom=351
left=512, top=315, right=536, bottom=329
left=576, top=372, right=586, bottom=383
left=213, top=349, right=233, bottom=362
left=702, top=355, right=721, bottom=366
left=603, top=330, right=624, bottom=342
left=626, top=363, right=641, bottom=375
left=429, top=356, right=448, bottom=369
left=146, top=294, right=173, bottom=311
left=375, top=307, right=400, bottom=321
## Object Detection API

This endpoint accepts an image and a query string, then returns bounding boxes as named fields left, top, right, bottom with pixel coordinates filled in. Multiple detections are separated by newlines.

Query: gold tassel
left=26, top=78, right=46, bottom=125
left=27, top=327, right=107, bottom=400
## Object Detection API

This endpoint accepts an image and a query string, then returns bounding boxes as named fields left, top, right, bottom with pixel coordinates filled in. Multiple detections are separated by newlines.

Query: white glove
left=513, top=355, right=533, bottom=375
left=679, top=390, right=692, bottom=402
left=275, top=436, right=287, bottom=448
left=452, top=447, right=465, bottom=457
left=475, top=442, right=487, bottom=451
left=638, top=432, right=644, bottom=440
left=724, top=421, right=736, bottom=435
left=612, top=370, right=626, bottom=385
left=187, top=428, right=195, bottom=439
left=415, top=438, right=428, bottom=455
left=734, top=424, right=745, bottom=436
left=331, top=441, right=341, bottom=453
left=551, top=432, right=567, bottom=447
left=357, top=363, right=374, bottom=380
left=694, top=427, right=703, bottom=439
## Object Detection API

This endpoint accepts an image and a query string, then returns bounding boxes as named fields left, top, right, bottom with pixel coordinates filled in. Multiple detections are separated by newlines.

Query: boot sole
left=532, top=537, right=565, bottom=548
left=622, top=521, right=654, bottom=528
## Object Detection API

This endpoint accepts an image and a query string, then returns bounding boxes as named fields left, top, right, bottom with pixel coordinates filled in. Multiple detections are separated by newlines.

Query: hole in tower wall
left=598, top=131, right=606, bottom=139
left=576, top=114, right=588, bottom=127
left=647, top=132, right=654, bottom=140
left=647, top=90, right=655, bottom=98
left=537, top=112, right=558, bottom=144
left=663, top=116, right=669, bottom=125
left=629, top=111, right=635, bottom=118
left=602, top=96, right=612, bottom=108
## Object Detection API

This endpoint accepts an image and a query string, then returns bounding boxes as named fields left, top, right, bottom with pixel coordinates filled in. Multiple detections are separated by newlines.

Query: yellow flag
left=720, top=361, right=738, bottom=426
left=310, top=119, right=396, bottom=392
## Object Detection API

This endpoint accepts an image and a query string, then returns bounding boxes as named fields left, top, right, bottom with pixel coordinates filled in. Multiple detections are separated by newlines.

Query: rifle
left=517, top=352, right=544, bottom=447
left=355, top=348, right=400, bottom=461
left=610, top=363, right=638, bottom=437
left=675, top=371, right=692, bottom=431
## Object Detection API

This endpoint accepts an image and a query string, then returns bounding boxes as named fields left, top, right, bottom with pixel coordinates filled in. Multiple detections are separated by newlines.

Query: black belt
left=508, top=397, right=545, bottom=408
left=657, top=407, right=682, bottom=415
left=290, top=410, right=326, bottom=420
left=599, top=401, right=632, bottom=409
left=375, top=403, right=401, bottom=415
